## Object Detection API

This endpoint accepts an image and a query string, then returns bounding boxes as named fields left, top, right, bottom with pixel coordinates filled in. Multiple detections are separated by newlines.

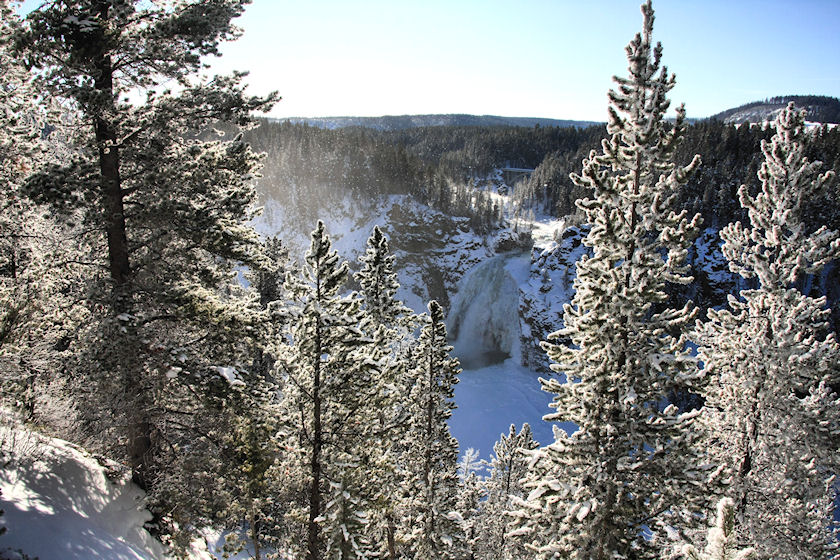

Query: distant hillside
left=276, top=114, right=601, bottom=131
left=709, top=95, right=840, bottom=125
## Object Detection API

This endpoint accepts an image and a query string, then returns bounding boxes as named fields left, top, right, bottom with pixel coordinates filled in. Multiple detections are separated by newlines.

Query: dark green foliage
left=244, top=119, right=504, bottom=233
left=385, top=123, right=606, bottom=180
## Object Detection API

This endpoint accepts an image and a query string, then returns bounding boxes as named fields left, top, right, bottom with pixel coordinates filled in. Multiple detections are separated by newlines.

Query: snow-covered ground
left=450, top=359, right=575, bottom=462
left=0, top=421, right=167, bottom=560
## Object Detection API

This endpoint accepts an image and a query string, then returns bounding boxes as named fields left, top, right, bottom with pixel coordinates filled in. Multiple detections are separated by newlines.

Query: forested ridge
left=245, top=110, right=840, bottom=231
left=1, top=1, right=840, bottom=559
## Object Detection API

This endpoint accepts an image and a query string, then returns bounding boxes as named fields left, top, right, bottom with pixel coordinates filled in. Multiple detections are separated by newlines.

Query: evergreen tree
left=355, top=225, right=416, bottom=559
left=479, top=424, right=538, bottom=560
left=191, top=235, right=291, bottom=560
left=0, top=0, right=84, bottom=428
left=456, top=448, right=486, bottom=560
left=277, top=222, right=380, bottom=560
left=695, top=103, right=840, bottom=559
left=509, top=3, right=704, bottom=558
left=13, top=0, right=277, bottom=494
left=356, top=226, right=412, bottom=328
left=403, top=301, right=464, bottom=560
left=681, top=498, right=755, bottom=560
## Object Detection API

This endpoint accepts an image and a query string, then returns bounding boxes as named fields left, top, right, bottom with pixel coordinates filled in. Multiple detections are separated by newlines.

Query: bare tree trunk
left=92, top=3, right=130, bottom=298
left=249, top=509, right=261, bottom=560
left=386, top=514, right=397, bottom=560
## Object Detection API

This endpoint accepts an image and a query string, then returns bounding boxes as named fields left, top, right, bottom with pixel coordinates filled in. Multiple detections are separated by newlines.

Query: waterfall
left=446, top=255, right=522, bottom=370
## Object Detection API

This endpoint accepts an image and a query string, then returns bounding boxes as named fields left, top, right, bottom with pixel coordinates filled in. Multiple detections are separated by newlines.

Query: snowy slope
left=0, top=422, right=166, bottom=560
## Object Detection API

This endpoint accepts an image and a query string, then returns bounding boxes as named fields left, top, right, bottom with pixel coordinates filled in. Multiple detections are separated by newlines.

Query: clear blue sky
left=206, top=0, right=839, bottom=121
left=18, top=0, right=840, bottom=121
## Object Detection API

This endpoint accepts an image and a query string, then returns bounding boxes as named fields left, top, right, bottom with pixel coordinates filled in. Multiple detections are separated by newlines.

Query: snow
left=449, top=359, right=572, bottom=460
left=211, top=366, right=245, bottom=387
left=0, top=422, right=167, bottom=560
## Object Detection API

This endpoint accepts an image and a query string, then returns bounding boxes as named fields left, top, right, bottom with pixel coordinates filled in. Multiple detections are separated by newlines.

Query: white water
left=446, top=253, right=561, bottom=459
left=446, top=255, right=523, bottom=369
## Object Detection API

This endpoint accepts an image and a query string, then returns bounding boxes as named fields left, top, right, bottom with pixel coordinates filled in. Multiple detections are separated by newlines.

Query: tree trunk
left=92, top=3, right=130, bottom=300
left=423, top=325, right=437, bottom=555
left=91, top=1, right=148, bottom=489
left=386, top=514, right=397, bottom=560
left=249, top=509, right=261, bottom=560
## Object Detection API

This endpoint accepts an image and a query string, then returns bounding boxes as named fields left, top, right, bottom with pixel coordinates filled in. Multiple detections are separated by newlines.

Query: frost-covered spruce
left=508, top=2, right=704, bottom=558
left=403, top=301, right=464, bottom=560
left=13, top=0, right=277, bottom=494
left=277, top=222, right=382, bottom=560
left=695, top=104, right=840, bottom=559
left=456, top=448, right=486, bottom=560
left=681, top=498, right=755, bottom=560
left=479, top=424, right=538, bottom=560
left=355, top=226, right=417, bottom=559
left=357, top=226, right=413, bottom=328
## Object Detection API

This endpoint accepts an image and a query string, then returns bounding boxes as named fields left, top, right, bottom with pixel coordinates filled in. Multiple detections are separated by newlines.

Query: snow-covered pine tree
left=681, top=498, right=755, bottom=560
left=357, top=226, right=413, bottom=328
left=509, top=2, right=704, bottom=558
left=355, top=225, right=416, bottom=559
left=249, top=235, right=291, bottom=378
left=177, top=236, right=291, bottom=560
left=0, top=0, right=47, bottom=407
left=479, top=423, right=538, bottom=560
left=695, top=103, right=840, bottom=559
left=0, top=0, right=84, bottom=426
left=456, top=448, right=486, bottom=560
left=403, top=301, right=464, bottom=560
left=277, top=222, right=381, bottom=560
left=13, top=0, right=277, bottom=493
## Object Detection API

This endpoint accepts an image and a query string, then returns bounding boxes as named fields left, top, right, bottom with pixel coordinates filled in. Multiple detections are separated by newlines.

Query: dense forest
left=246, top=108, right=840, bottom=232
left=1, top=1, right=840, bottom=560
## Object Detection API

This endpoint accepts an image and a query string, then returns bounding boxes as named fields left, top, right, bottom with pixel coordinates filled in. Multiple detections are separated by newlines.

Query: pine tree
left=13, top=0, right=277, bottom=494
left=0, top=0, right=46, bottom=409
left=191, top=235, right=291, bottom=560
left=681, top=498, right=755, bottom=560
left=403, top=301, right=464, bottom=560
left=479, top=424, right=538, bottom=560
left=355, top=225, right=416, bottom=559
left=357, top=226, right=412, bottom=328
left=0, top=0, right=84, bottom=427
left=695, top=104, right=840, bottom=559
left=277, top=222, right=381, bottom=560
left=509, top=3, right=704, bottom=558
left=456, top=448, right=486, bottom=560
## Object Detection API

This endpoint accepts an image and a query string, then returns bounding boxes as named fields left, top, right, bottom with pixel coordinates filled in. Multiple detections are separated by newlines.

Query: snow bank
left=0, top=424, right=166, bottom=560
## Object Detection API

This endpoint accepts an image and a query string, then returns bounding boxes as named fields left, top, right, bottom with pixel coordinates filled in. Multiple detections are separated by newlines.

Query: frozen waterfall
left=446, top=253, right=559, bottom=458
left=446, top=255, right=522, bottom=370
